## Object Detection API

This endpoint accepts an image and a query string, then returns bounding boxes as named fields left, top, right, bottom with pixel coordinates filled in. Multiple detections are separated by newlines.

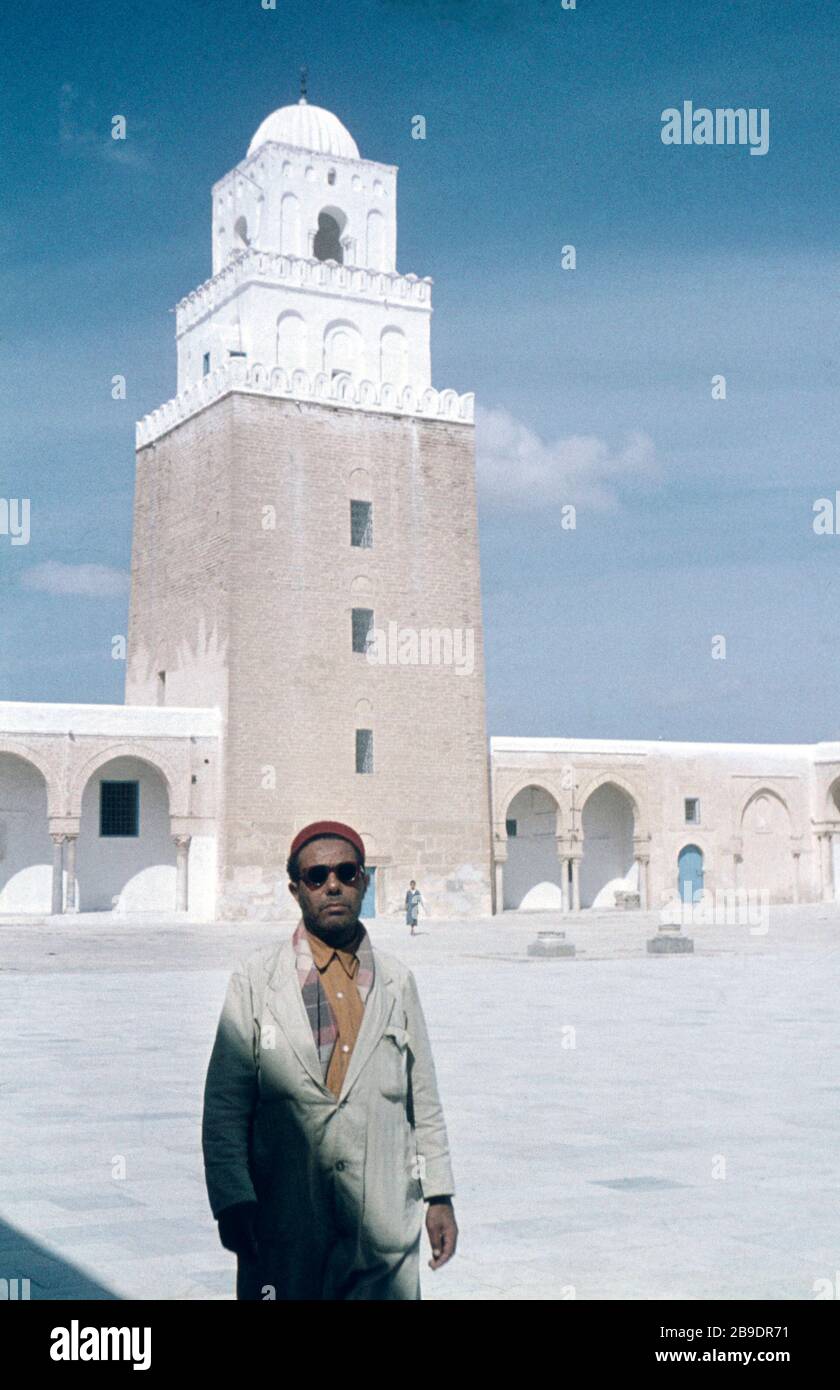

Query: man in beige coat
left=201, top=820, right=458, bottom=1300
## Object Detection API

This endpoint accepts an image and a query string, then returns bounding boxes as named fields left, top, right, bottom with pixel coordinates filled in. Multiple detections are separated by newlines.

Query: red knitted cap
left=288, top=820, right=366, bottom=864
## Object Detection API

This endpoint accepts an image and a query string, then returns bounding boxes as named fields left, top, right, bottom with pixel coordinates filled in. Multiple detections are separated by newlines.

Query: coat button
left=335, top=1160, right=346, bottom=1171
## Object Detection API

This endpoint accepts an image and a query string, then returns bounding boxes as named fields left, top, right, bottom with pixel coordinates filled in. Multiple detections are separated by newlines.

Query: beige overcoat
left=201, top=927, right=455, bottom=1300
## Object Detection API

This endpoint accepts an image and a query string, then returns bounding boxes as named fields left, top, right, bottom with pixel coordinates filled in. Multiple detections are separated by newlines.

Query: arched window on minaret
left=324, top=321, right=361, bottom=380
left=281, top=193, right=301, bottom=256
left=366, top=209, right=385, bottom=268
left=313, top=210, right=344, bottom=264
left=276, top=312, right=308, bottom=371
left=380, top=327, right=408, bottom=387
left=233, top=215, right=250, bottom=250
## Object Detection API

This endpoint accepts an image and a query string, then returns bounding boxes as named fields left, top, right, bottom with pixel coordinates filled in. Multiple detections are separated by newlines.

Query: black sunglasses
left=299, top=860, right=363, bottom=890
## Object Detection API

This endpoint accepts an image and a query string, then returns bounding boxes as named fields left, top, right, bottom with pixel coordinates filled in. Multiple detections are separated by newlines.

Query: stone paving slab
left=1, top=905, right=839, bottom=1299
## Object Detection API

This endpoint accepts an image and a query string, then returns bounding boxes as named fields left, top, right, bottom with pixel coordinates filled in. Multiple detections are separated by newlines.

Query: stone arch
left=276, top=311, right=307, bottom=372
left=738, top=786, right=794, bottom=902
left=75, top=753, right=179, bottom=913
left=577, top=771, right=643, bottom=829
left=323, top=320, right=362, bottom=380
left=380, top=326, right=408, bottom=387
left=280, top=192, right=301, bottom=255
left=346, top=466, right=372, bottom=499
left=0, top=740, right=62, bottom=815
left=498, top=776, right=565, bottom=833
left=825, top=774, right=840, bottom=819
left=579, top=779, right=639, bottom=909
left=366, top=209, right=385, bottom=268
left=69, top=743, right=185, bottom=819
left=501, top=783, right=564, bottom=910
left=737, top=783, right=791, bottom=830
left=0, top=750, right=55, bottom=912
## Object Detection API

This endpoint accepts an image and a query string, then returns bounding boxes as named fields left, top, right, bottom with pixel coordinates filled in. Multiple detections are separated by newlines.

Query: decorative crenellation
left=176, top=249, right=432, bottom=334
left=136, top=358, right=474, bottom=446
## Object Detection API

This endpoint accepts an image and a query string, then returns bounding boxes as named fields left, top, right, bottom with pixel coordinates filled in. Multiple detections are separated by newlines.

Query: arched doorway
left=579, top=783, right=635, bottom=908
left=678, top=844, right=704, bottom=903
left=0, top=754, right=52, bottom=912
left=502, top=785, right=562, bottom=909
left=76, top=757, right=176, bottom=911
left=740, top=791, right=792, bottom=902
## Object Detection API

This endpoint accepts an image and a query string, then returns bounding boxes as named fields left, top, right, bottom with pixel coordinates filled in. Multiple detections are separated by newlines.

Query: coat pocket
left=378, top=1023, right=411, bottom=1101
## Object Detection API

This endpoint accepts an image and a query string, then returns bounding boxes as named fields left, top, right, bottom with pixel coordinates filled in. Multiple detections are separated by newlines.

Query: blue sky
left=1, top=0, right=838, bottom=741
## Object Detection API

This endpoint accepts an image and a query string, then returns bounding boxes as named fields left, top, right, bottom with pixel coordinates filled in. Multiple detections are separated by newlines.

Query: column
left=570, top=855, right=581, bottom=912
left=50, top=833, right=65, bottom=915
left=174, top=834, right=191, bottom=912
left=635, top=855, right=650, bottom=910
left=494, top=860, right=504, bottom=914
left=560, top=858, right=570, bottom=913
left=821, top=831, right=833, bottom=903
left=792, top=852, right=800, bottom=905
left=493, top=839, right=508, bottom=915
left=64, top=834, right=78, bottom=914
left=556, top=839, right=569, bottom=914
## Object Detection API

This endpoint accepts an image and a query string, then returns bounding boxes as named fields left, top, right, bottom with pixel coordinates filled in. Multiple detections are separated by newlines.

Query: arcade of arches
left=0, top=710, right=219, bottom=918
left=491, top=738, right=840, bottom=915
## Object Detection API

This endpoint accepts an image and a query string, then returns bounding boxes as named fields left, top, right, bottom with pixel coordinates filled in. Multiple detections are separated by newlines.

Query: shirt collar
left=305, top=923, right=363, bottom=977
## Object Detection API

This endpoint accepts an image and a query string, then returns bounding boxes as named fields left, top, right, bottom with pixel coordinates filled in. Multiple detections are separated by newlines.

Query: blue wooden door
left=678, top=844, right=704, bottom=902
left=360, top=865, right=376, bottom=918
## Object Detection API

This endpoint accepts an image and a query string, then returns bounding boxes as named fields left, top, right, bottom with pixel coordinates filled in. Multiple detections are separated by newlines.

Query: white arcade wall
left=0, top=754, right=53, bottom=913
left=0, top=752, right=217, bottom=918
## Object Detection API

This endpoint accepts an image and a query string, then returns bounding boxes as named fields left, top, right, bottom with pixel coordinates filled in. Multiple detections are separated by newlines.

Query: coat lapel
left=262, top=927, right=399, bottom=1101
left=264, top=945, right=328, bottom=1092
left=338, top=959, right=397, bottom=1101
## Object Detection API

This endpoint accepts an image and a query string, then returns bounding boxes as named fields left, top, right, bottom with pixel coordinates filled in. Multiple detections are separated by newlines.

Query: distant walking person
left=405, top=881, right=424, bottom=935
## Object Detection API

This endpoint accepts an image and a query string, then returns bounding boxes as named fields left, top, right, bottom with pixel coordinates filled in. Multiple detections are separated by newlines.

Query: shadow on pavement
left=0, top=1216, right=121, bottom=1299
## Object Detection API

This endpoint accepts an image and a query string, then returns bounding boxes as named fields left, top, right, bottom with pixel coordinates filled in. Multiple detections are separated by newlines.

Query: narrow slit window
left=352, top=607, right=374, bottom=653
left=356, top=728, right=374, bottom=774
left=350, top=500, right=373, bottom=548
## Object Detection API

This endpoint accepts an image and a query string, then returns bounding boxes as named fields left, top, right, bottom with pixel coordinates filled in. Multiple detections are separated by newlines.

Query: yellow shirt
left=305, top=925, right=366, bottom=1097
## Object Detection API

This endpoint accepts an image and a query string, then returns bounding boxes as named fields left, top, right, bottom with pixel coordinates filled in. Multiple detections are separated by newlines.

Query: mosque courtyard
left=1, top=903, right=838, bottom=1301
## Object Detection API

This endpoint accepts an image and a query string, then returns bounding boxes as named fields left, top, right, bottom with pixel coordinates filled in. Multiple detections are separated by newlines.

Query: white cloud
left=58, top=82, right=150, bottom=168
left=475, top=405, right=660, bottom=510
left=20, top=562, right=130, bottom=597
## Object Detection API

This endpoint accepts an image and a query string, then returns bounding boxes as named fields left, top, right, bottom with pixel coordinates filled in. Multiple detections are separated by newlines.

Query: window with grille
left=100, top=781, right=139, bottom=837
left=506, top=819, right=518, bottom=838
left=352, top=607, right=374, bottom=653
left=356, top=728, right=374, bottom=774
left=350, top=499, right=373, bottom=548
left=684, top=798, right=700, bottom=824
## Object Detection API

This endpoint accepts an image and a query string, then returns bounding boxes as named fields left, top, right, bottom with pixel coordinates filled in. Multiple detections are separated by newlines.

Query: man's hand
left=217, top=1200, right=259, bottom=1259
left=425, top=1198, right=458, bottom=1270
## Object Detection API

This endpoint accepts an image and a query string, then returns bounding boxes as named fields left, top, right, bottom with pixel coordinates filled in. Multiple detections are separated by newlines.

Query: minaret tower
left=126, top=92, right=492, bottom=919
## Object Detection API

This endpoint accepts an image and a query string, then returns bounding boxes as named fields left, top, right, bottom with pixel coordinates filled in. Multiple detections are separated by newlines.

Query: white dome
left=247, top=100, right=360, bottom=160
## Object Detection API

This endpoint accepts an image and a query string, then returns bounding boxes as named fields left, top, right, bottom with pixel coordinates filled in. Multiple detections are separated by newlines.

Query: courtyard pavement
left=1, top=903, right=839, bottom=1300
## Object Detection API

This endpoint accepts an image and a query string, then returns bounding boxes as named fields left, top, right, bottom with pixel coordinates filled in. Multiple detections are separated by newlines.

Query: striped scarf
left=292, top=918, right=375, bottom=1079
